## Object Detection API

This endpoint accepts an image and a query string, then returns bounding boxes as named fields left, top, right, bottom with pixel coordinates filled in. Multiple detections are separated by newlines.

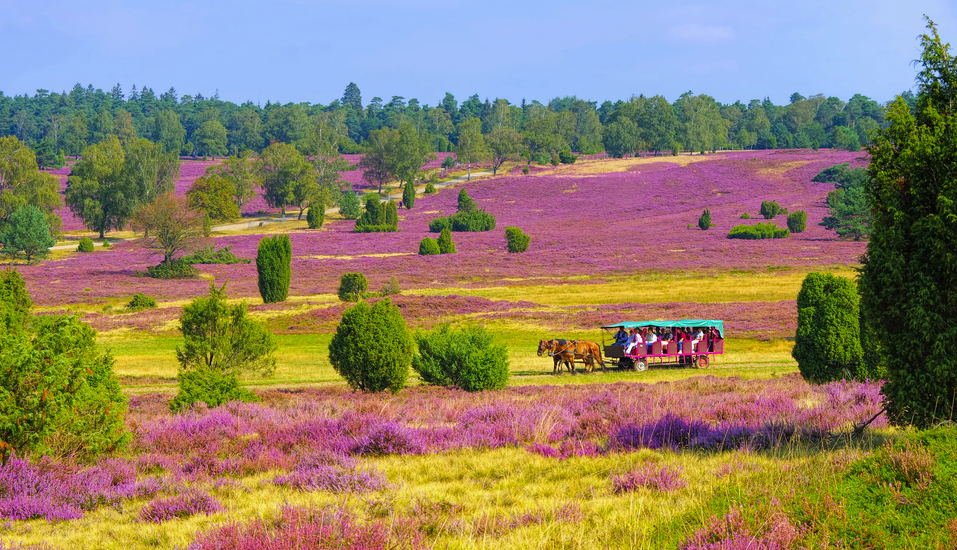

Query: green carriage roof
left=601, top=320, right=724, bottom=338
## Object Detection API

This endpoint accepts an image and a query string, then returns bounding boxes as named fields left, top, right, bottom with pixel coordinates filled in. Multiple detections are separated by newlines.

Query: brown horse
left=538, top=339, right=605, bottom=373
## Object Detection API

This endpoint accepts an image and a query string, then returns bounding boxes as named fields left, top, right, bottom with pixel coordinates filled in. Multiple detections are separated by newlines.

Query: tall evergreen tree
left=255, top=234, right=291, bottom=303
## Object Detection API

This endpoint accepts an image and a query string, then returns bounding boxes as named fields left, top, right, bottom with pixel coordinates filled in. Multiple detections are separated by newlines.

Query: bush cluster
left=145, top=258, right=200, bottom=279
left=306, top=202, right=325, bottom=229
left=328, top=298, right=413, bottom=393
left=787, top=210, right=807, bottom=233
left=77, top=237, right=95, bottom=252
left=256, top=235, right=291, bottom=303
left=505, top=226, right=530, bottom=253
left=424, top=183, right=437, bottom=194
left=338, top=273, right=369, bottom=302
left=181, top=246, right=250, bottom=265
left=125, top=293, right=157, bottom=312
left=429, top=189, right=496, bottom=233
left=727, top=223, right=789, bottom=240
left=355, top=196, right=398, bottom=233
left=412, top=324, right=509, bottom=391
left=558, top=150, right=578, bottom=164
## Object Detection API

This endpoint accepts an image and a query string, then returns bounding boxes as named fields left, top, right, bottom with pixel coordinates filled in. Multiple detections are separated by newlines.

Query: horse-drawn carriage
left=601, top=320, right=724, bottom=371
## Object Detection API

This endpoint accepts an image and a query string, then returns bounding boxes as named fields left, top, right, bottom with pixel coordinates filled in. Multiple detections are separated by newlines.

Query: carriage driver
left=613, top=327, right=628, bottom=346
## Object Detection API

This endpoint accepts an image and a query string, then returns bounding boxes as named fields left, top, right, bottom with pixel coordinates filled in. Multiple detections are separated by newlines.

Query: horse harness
left=549, top=339, right=596, bottom=360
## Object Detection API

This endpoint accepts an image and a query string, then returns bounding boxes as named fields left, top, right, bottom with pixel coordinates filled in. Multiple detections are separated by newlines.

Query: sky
left=0, top=0, right=955, bottom=108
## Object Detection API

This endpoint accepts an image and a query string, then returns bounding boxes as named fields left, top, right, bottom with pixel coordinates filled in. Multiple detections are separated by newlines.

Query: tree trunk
left=467, top=162, right=471, bottom=181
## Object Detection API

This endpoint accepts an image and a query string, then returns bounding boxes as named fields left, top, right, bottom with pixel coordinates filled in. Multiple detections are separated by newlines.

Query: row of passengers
left=613, top=327, right=706, bottom=355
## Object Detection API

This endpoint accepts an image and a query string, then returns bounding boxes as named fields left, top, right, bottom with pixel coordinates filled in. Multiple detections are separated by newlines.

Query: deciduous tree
left=131, top=193, right=208, bottom=264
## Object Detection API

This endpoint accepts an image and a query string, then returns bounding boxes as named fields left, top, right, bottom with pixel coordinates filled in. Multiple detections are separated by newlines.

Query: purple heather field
left=30, top=149, right=863, bottom=310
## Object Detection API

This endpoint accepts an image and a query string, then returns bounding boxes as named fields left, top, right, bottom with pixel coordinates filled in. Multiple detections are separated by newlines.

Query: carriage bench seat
left=604, top=345, right=625, bottom=358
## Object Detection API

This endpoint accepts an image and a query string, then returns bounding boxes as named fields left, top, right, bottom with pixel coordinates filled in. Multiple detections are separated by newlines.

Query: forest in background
left=0, top=82, right=900, bottom=166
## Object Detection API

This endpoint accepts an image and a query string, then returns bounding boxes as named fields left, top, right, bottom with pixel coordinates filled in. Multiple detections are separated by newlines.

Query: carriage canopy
left=601, top=320, right=724, bottom=338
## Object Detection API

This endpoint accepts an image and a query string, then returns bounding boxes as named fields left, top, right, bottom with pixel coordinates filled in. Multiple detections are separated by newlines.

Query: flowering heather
left=190, top=505, right=423, bottom=550
left=137, top=489, right=222, bottom=523
left=611, top=463, right=687, bottom=493
left=679, top=505, right=800, bottom=550
left=23, top=149, right=867, bottom=307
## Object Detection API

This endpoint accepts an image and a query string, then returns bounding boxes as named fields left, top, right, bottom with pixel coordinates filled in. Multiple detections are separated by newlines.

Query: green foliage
left=430, top=210, right=497, bottom=233
left=786, top=210, right=807, bottom=233
left=457, top=189, right=477, bottom=212
left=437, top=228, right=456, bottom=254
left=355, top=196, right=398, bottom=232
left=145, top=257, right=199, bottom=279
left=379, top=276, right=401, bottom=296
left=338, top=191, right=362, bottom=220
left=0, top=312, right=127, bottom=459
left=760, top=200, right=783, bottom=219
left=424, top=183, right=437, bottom=194
left=522, top=166, right=530, bottom=175
left=125, top=293, right=157, bottom=312
left=727, top=223, right=789, bottom=240
left=0, top=205, right=54, bottom=262
left=558, top=149, right=578, bottom=164
left=403, top=181, right=415, bottom=209
left=306, top=202, right=325, bottom=229
left=186, top=174, right=241, bottom=222
left=698, top=208, right=712, bottom=231
left=793, top=273, right=864, bottom=383
left=816, top=164, right=873, bottom=240
left=77, top=236, right=95, bottom=252
left=338, top=272, right=369, bottom=302
left=0, top=270, right=31, bottom=337
left=180, top=246, right=250, bottom=265
left=328, top=298, right=413, bottom=393
left=602, top=119, right=641, bottom=158
left=202, top=213, right=212, bottom=237
left=549, top=154, right=560, bottom=166
left=505, top=226, right=530, bottom=253
left=172, top=283, right=275, bottom=412
left=441, top=155, right=456, bottom=170
left=169, top=369, right=259, bottom=413
left=256, top=234, right=291, bottom=303
left=419, top=237, right=440, bottom=255
left=412, top=324, right=510, bottom=391
left=859, top=19, right=957, bottom=427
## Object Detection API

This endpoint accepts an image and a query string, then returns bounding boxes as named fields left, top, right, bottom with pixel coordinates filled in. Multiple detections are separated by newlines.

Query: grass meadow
left=4, top=150, right=940, bottom=549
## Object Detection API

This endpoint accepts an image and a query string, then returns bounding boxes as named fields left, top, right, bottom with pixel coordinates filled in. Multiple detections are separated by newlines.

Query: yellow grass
left=405, top=268, right=857, bottom=306
left=757, top=160, right=811, bottom=178
left=537, top=152, right=735, bottom=177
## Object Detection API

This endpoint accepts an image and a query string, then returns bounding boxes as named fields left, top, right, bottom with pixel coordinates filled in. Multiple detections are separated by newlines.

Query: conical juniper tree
left=859, top=18, right=957, bottom=427
left=256, top=234, right=291, bottom=303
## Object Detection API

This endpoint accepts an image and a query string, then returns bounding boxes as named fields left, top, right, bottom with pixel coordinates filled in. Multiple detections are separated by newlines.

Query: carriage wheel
left=619, top=358, right=634, bottom=371
left=635, top=359, right=647, bottom=372
left=696, top=355, right=709, bottom=369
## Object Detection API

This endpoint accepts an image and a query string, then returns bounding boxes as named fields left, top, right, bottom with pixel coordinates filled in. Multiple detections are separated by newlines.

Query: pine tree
left=793, top=273, right=863, bottom=383
left=403, top=181, right=415, bottom=209
left=307, top=202, right=325, bottom=229
left=698, top=209, right=712, bottom=230
left=255, top=235, right=291, bottom=303
left=437, top=227, right=456, bottom=254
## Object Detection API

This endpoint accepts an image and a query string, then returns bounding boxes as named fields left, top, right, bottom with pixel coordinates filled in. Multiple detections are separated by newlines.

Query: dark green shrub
left=727, top=223, right=789, bottom=240
left=429, top=217, right=450, bottom=233
left=437, top=228, right=456, bottom=254
left=384, top=200, right=398, bottom=227
left=0, top=269, right=31, bottom=332
left=549, top=154, right=560, bottom=166
left=741, top=212, right=751, bottom=219
left=412, top=324, right=509, bottom=391
left=145, top=258, right=200, bottom=279
left=328, top=298, right=413, bottom=393
left=355, top=196, right=397, bottom=232
left=505, top=226, right=530, bottom=253
left=559, top=149, right=578, bottom=164
left=451, top=210, right=496, bottom=232
left=126, top=293, right=157, bottom=312
left=180, top=246, right=250, bottom=265
left=522, top=166, right=530, bottom=175
left=760, top=201, right=783, bottom=219
left=787, top=210, right=807, bottom=233
left=306, top=202, right=324, bottom=229
left=792, top=272, right=863, bottom=383
left=424, top=183, right=437, bottom=194
left=0, top=312, right=127, bottom=459
left=698, top=209, right=712, bottom=230
left=442, top=155, right=456, bottom=170
left=102, top=239, right=110, bottom=248
left=457, top=189, right=477, bottom=212
left=170, top=369, right=258, bottom=413
left=403, top=182, right=415, bottom=209
left=419, top=238, right=440, bottom=255
left=172, top=283, right=275, bottom=412
left=77, top=237, right=95, bottom=252
left=256, top=235, right=291, bottom=303
left=0, top=204, right=54, bottom=263
left=338, top=272, right=369, bottom=302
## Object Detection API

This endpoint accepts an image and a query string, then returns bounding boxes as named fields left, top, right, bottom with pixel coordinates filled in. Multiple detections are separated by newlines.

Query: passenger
left=646, top=328, right=659, bottom=354
left=613, top=327, right=628, bottom=346
left=660, top=328, right=672, bottom=352
left=625, top=329, right=642, bottom=355
left=692, top=327, right=704, bottom=351
left=676, top=328, right=687, bottom=353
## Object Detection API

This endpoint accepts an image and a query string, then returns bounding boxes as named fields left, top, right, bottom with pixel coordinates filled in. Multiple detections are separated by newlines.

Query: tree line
left=0, top=82, right=899, bottom=165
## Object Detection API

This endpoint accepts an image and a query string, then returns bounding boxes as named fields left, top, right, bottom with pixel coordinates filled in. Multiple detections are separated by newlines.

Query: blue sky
left=1, top=0, right=954, bottom=107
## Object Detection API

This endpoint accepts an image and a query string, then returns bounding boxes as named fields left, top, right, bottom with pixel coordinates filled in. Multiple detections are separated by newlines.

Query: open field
left=3, top=149, right=916, bottom=549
